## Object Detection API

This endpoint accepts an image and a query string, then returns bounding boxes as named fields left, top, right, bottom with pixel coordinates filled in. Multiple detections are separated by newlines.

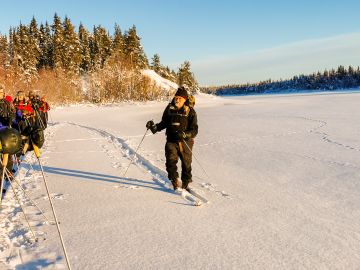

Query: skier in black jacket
left=0, top=88, right=15, bottom=127
left=0, top=86, right=17, bottom=184
left=146, top=87, right=198, bottom=190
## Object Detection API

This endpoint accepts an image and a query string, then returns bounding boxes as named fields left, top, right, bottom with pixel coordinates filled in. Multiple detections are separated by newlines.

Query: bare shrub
left=87, top=61, right=170, bottom=103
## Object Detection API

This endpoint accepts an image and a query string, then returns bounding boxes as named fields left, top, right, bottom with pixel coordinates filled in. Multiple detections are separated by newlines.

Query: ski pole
left=32, top=143, right=72, bottom=270
left=0, top=174, right=3, bottom=203
left=0, top=154, right=9, bottom=206
left=5, top=167, right=52, bottom=224
left=11, top=155, right=49, bottom=221
left=33, top=107, right=46, bottom=130
left=122, top=128, right=149, bottom=178
left=182, top=139, right=210, bottom=180
left=5, top=169, right=38, bottom=243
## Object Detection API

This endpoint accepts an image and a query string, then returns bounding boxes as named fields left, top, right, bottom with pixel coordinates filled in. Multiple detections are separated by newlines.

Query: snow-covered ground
left=142, top=69, right=178, bottom=92
left=1, top=91, right=360, bottom=269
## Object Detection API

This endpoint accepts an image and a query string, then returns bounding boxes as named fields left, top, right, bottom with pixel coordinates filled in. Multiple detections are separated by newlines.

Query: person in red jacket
left=13, top=90, right=35, bottom=134
left=13, top=90, right=33, bottom=117
left=38, top=96, right=50, bottom=129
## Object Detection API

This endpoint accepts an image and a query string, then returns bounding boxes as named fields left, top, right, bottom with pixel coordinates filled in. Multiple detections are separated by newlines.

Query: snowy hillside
left=142, top=69, right=178, bottom=91
left=1, top=91, right=360, bottom=269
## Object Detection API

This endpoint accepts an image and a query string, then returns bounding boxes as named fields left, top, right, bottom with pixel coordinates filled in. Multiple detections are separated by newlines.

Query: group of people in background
left=0, top=84, right=50, bottom=181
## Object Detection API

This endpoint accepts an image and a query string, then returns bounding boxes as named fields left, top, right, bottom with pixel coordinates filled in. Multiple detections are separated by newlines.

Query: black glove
left=177, top=131, right=190, bottom=140
left=146, top=120, right=157, bottom=134
left=146, top=120, right=154, bottom=129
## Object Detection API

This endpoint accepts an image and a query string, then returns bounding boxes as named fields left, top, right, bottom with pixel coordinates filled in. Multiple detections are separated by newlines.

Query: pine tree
left=62, top=16, right=82, bottom=72
left=79, top=23, right=91, bottom=72
left=38, top=23, right=47, bottom=68
left=92, top=25, right=112, bottom=68
left=112, top=23, right=125, bottom=58
left=38, top=22, right=53, bottom=69
left=0, top=34, right=8, bottom=67
left=8, top=27, right=18, bottom=66
left=151, top=54, right=161, bottom=72
left=348, top=65, right=354, bottom=75
left=177, top=61, right=198, bottom=92
left=124, top=25, right=148, bottom=69
left=29, top=16, right=40, bottom=48
left=51, top=13, right=64, bottom=69
left=337, top=65, right=346, bottom=77
left=17, top=23, right=39, bottom=76
left=170, top=68, right=178, bottom=82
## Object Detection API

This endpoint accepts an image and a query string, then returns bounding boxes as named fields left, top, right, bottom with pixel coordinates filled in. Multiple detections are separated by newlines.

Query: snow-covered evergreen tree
left=8, top=27, right=17, bottom=66
left=29, top=17, right=41, bottom=64
left=0, top=34, right=8, bottom=67
left=79, top=23, right=91, bottom=72
left=151, top=54, right=161, bottom=73
left=124, top=25, right=148, bottom=69
left=177, top=61, right=199, bottom=92
left=91, top=26, right=112, bottom=69
left=112, top=23, right=125, bottom=59
left=51, top=13, right=64, bottom=69
left=16, top=23, right=39, bottom=77
left=38, top=22, right=53, bottom=69
left=62, top=16, right=82, bottom=73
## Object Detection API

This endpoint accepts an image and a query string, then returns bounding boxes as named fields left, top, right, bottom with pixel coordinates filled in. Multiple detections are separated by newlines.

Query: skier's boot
left=171, top=178, right=180, bottom=190
left=182, top=179, right=192, bottom=191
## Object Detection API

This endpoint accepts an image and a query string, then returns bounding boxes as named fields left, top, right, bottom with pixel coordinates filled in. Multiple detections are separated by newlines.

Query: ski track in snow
left=1, top=120, right=222, bottom=269
left=268, top=116, right=360, bottom=169
left=64, top=115, right=358, bottom=202
left=198, top=114, right=360, bottom=171
left=65, top=122, right=229, bottom=200
left=254, top=116, right=360, bottom=169
left=303, top=116, right=360, bottom=152
left=0, top=122, right=65, bottom=270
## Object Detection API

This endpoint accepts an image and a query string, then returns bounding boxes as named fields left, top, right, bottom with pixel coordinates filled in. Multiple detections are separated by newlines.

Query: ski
left=150, top=177, right=202, bottom=206
left=185, top=187, right=209, bottom=204
left=175, top=188, right=202, bottom=206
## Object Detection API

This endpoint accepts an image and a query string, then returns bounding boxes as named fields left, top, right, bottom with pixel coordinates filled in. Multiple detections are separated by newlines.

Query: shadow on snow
left=28, top=163, right=173, bottom=194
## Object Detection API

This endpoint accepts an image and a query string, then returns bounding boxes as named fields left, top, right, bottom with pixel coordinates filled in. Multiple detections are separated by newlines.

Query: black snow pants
left=165, top=139, right=194, bottom=185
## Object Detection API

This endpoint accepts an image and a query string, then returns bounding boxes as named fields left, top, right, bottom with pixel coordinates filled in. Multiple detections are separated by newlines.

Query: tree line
left=202, top=65, right=360, bottom=95
left=0, top=14, right=198, bottom=102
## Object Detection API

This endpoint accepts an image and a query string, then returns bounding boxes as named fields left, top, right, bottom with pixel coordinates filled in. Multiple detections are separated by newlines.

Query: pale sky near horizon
left=0, top=0, right=359, bottom=86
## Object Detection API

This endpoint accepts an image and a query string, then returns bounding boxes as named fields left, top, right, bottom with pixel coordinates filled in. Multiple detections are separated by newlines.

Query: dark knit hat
left=175, top=87, right=188, bottom=99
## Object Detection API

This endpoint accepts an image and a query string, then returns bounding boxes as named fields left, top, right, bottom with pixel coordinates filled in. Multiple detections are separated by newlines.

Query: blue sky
left=1, top=0, right=360, bottom=85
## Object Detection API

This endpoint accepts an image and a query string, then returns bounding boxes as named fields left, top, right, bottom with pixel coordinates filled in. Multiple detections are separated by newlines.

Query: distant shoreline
left=216, top=88, right=360, bottom=98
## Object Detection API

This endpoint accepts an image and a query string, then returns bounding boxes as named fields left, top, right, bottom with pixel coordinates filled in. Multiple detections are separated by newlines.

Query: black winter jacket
left=156, top=102, right=198, bottom=142
left=0, top=98, right=15, bottom=126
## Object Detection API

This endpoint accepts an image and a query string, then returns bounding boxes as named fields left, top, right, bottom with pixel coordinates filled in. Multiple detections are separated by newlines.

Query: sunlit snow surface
left=1, top=91, right=360, bottom=269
